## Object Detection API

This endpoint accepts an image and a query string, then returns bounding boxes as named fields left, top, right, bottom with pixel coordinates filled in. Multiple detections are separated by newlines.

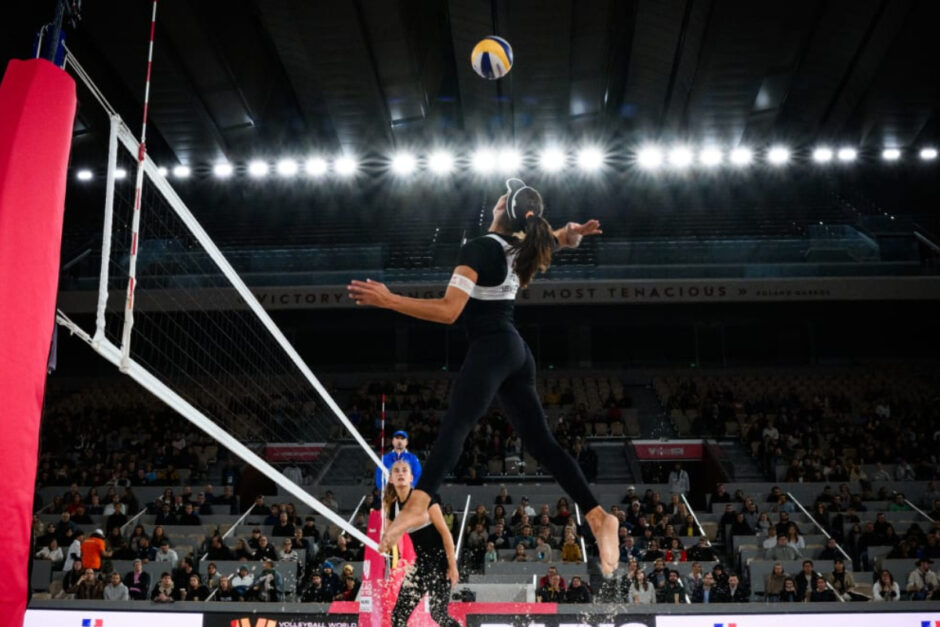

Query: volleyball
left=471, top=36, right=513, bottom=80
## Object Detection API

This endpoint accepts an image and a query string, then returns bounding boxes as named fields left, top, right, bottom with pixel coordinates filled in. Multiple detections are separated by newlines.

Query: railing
left=786, top=492, right=852, bottom=563
left=347, top=496, right=366, bottom=525
left=453, top=495, right=472, bottom=573
left=573, top=504, right=588, bottom=564
left=119, top=507, right=148, bottom=535
left=894, top=490, right=936, bottom=523
left=677, top=494, right=701, bottom=603
left=201, top=503, right=255, bottom=562
left=35, top=501, right=55, bottom=515
left=786, top=492, right=848, bottom=602
left=680, top=493, right=709, bottom=546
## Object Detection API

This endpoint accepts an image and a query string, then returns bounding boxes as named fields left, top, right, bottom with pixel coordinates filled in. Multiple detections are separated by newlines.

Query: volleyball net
left=55, top=49, right=384, bottom=551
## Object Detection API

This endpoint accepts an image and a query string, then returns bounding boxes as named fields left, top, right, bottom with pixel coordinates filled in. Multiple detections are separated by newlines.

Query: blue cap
left=322, top=561, right=334, bottom=571
left=393, top=430, right=408, bottom=439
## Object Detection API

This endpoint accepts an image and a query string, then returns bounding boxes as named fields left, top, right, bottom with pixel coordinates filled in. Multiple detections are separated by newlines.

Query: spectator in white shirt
left=668, top=464, right=690, bottom=496
left=35, top=538, right=64, bottom=569
left=63, top=531, right=84, bottom=573
left=103, top=495, right=126, bottom=517
left=154, top=540, right=179, bottom=568
left=907, top=558, right=938, bottom=600
left=283, top=464, right=303, bottom=485
left=873, top=570, right=901, bottom=602
left=871, top=463, right=892, bottom=482
left=761, top=527, right=778, bottom=550
left=231, top=565, right=254, bottom=600
left=321, top=491, right=339, bottom=512
left=762, top=420, right=780, bottom=442
left=895, top=460, right=916, bottom=481
left=278, top=538, right=300, bottom=562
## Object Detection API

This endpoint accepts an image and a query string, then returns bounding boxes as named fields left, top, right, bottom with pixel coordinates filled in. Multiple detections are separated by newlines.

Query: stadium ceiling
left=2, top=0, right=938, bottom=170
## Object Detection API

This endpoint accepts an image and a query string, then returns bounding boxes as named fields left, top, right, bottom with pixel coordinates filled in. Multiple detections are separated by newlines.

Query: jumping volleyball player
left=348, top=178, right=620, bottom=576
left=385, top=460, right=459, bottom=627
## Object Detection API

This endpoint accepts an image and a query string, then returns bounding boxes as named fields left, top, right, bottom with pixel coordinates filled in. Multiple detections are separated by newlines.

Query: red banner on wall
left=262, top=443, right=325, bottom=462
left=633, top=439, right=704, bottom=460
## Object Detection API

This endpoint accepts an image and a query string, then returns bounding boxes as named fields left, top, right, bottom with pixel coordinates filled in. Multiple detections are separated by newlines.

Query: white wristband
left=448, top=273, right=475, bottom=295
left=566, top=224, right=583, bottom=248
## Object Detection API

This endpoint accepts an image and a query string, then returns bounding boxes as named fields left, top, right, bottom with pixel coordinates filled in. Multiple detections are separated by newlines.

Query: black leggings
left=390, top=562, right=459, bottom=627
left=416, top=330, right=599, bottom=512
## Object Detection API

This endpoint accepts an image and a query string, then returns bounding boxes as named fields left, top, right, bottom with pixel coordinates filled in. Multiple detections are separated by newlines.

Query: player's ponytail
left=511, top=189, right=554, bottom=288
left=382, top=481, right=397, bottom=515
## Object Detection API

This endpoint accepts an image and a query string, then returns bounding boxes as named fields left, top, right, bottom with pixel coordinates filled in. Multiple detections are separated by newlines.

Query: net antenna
left=119, top=0, right=158, bottom=372
left=57, top=32, right=386, bottom=550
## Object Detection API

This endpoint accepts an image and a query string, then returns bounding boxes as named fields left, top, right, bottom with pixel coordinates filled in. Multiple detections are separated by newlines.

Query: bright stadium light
left=76, top=169, right=93, bottom=181
left=157, top=166, right=169, bottom=177
left=427, top=150, right=454, bottom=175
left=497, top=148, right=522, bottom=173
left=248, top=160, right=269, bottom=178
left=812, top=147, right=833, bottom=163
left=471, top=148, right=497, bottom=174
left=390, top=152, right=417, bottom=176
left=305, top=157, right=328, bottom=176
left=837, top=147, right=857, bottom=162
left=276, top=159, right=299, bottom=177
left=576, top=146, right=604, bottom=171
left=213, top=162, right=234, bottom=178
left=730, top=147, right=753, bottom=166
left=881, top=148, right=901, bottom=161
left=667, top=146, right=693, bottom=169
left=920, top=147, right=938, bottom=161
left=538, top=147, right=566, bottom=172
left=114, top=168, right=127, bottom=180
left=767, top=146, right=790, bottom=165
left=335, top=155, right=358, bottom=176
left=699, top=147, right=723, bottom=167
left=172, top=165, right=191, bottom=178
left=636, top=146, right=664, bottom=170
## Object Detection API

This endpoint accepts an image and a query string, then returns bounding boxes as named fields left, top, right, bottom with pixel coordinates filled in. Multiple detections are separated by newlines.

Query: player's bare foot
left=585, top=506, right=619, bottom=577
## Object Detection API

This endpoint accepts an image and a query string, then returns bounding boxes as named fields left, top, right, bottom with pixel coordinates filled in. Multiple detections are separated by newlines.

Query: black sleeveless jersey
left=389, top=490, right=447, bottom=567
left=455, top=233, right=519, bottom=338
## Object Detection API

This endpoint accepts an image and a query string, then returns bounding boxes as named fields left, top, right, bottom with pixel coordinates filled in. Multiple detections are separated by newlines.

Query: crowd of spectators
left=36, top=381, right=238, bottom=499
left=712, top=479, right=940, bottom=602
left=32, top=369, right=940, bottom=606
left=656, top=369, right=940, bottom=482
left=465, top=491, right=587, bottom=571
left=32, top=482, right=365, bottom=603
left=349, top=377, right=629, bottom=483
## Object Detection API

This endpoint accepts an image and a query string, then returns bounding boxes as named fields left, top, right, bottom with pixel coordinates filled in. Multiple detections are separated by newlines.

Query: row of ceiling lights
left=74, top=144, right=938, bottom=182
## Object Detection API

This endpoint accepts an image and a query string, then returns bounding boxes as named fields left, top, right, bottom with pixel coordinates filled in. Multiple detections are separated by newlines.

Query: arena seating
left=32, top=366, right=940, bottom=604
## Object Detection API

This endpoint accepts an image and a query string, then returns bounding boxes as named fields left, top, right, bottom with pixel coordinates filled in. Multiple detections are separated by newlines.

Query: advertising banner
left=466, top=615, right=654, bottom=627
left=655, top=612, right=940, bottom=627
left=24, top=610, right=203, bottom=627
left=202, top=612, right=359, bottom=627
left=57, top=276, right=940, bottom=313
left=632, top=440, right=704, bottom=460
left=263, top=443, right=326, bottom=462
